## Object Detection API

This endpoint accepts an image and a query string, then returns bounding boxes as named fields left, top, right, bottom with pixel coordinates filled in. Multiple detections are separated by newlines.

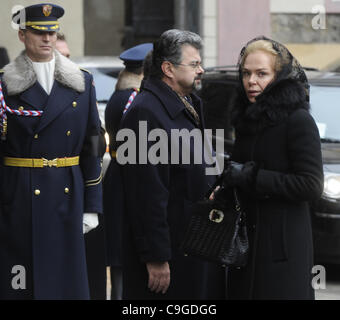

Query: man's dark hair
left=125, top=65, right=143, bottom=75
left=150, top=29, right=202, bottom=79
left=143, top=50, right=153, bottom=79
left=57, top=32, right=66, bottom=41
left=0, top=47, right=10, bottom=69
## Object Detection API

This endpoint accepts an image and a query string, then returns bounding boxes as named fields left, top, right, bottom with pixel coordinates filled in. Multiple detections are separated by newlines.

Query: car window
left=310, top=85, right=340, bottom=141
left=87, top=67, right=117, bottom=102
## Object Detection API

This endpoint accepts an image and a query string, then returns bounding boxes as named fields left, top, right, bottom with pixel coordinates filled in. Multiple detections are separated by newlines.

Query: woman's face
left=242, top=50, right=276, bottom=103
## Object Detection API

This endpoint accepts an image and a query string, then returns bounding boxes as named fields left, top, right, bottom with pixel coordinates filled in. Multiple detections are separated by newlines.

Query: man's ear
left=161, top=61, right=174, bottom=79
left=18, top=30, right=25, bottom=43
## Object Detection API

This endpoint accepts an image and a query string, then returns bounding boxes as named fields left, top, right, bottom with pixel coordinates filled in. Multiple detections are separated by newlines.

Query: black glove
left=223, top=161, right=258, bottom=191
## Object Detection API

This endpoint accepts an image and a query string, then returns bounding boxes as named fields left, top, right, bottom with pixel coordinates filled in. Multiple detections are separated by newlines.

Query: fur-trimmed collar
left=3, top=50, right=85, bottom=95
left=115, top=70, right=143, bottom=91
left=232, top=79, right=310, bottom=134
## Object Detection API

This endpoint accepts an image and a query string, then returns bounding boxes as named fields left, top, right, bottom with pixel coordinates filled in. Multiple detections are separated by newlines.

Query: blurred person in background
left=0, top=47, right=10, bottom=69
left=104, top=43, right=152, bottom=300
left=55, top=33, right=70, bottom=58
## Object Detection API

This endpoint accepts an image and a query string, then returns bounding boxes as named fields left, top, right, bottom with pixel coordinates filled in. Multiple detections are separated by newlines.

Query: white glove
left=83, top=213, right=99, bottom=234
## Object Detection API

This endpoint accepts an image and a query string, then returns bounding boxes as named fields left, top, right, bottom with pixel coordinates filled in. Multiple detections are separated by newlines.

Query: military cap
left=120, top=43, right=153, bottom=69
left=12, top=3, right=64, bottom=32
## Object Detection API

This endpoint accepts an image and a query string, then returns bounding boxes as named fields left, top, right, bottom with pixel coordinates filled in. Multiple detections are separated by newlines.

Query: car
left=71, top=56, right=124, bottom=174
left=198, top=66, right=340, bottom=265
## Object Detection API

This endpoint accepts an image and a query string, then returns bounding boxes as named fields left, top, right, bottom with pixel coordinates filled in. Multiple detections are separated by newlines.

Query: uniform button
left=64, top=187, right=69, bottom=194
left=66, top=130, right=71, bottom=136
left=72, top=101, right=77, bottom=108
left=34, top=134, right=38, bottom=139
left=18, top=106, right=24, bottom=111
left=34, top=189, right=40, bottom=196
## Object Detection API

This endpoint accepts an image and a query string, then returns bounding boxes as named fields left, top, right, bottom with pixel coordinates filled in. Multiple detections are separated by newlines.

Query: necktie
left=179, top=95, right=200, bottom=126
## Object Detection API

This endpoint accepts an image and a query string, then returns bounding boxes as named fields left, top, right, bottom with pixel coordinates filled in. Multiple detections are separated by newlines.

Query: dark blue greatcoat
left=0, top=52, right=103, bottom=300
left=120, top=78, right=226, bottom=300
left=104, top=87, right=133, bottom=268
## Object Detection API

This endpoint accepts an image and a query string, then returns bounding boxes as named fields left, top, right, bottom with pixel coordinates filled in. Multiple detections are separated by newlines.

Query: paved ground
left=106, top=265, right=340, bottom=300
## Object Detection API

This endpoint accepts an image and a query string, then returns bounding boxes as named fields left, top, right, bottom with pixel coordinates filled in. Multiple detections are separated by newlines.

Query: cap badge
left=42, top=5, right=52, bottom=17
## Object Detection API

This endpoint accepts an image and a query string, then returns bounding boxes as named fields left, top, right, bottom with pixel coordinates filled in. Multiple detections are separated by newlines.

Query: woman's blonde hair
left=241, top=40, right=282, bottom=72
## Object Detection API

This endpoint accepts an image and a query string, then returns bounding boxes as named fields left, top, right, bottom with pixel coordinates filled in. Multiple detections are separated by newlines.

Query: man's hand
left=146, top=261, right=170, bottom=294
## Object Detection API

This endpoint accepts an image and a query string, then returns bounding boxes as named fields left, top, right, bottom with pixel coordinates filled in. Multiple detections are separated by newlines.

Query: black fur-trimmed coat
left=227, top=79, right=324, bottom=300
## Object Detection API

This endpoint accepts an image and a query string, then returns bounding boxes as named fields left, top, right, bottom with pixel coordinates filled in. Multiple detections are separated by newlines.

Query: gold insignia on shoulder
left=0, top=69, right=4, bottom=73
left=80, top=67, right=91, bottom=74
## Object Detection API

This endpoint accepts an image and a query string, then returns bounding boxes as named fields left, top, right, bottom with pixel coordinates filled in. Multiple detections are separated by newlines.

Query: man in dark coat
left=104, top=43, right=152, bottom=300
left=0, top=4, right=103, bottom=299
left=119, top=29, right=226, bottom=300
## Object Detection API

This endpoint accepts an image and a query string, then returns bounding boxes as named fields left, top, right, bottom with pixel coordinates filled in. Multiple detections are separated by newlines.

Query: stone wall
left=272, top=13, right=340, bottom=43
left=84, top=0, right=125, bottom=56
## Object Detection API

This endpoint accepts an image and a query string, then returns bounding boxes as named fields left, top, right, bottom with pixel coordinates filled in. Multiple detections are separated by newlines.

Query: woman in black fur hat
left=223, top=37, right=324, bottom=299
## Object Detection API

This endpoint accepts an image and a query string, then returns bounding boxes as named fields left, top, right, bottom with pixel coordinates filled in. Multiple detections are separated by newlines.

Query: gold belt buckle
left=42, top=158, right=58, bottom=167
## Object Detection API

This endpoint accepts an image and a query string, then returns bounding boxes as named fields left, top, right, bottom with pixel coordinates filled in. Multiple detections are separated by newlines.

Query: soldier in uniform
left=0, top=4, right=103, bottom=299
left=104, top=43, right=152, bottom=300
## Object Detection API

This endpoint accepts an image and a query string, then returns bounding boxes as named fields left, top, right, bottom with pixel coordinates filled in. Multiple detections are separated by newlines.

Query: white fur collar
left=3, top=50, right=85, bottom=95
left=115, top=70, right=143, bottom=91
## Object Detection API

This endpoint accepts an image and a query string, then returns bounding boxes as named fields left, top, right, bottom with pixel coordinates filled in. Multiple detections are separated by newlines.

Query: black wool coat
left=227, top=79, right=324, bottom=300
left=104, top=71, right=142, bottom=268
left=120, top=78, right=226, bottom=300
left=104, top=88, right=133, bottom=267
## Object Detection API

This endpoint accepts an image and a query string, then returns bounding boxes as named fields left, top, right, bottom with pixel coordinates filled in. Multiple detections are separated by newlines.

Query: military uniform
left=104, top=43, right=152, bottom=299
left=0, top=4, right=102, bottom=299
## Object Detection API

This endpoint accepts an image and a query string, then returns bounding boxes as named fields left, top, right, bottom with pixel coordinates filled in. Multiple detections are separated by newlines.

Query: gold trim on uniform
left=85, top=173, right=102, bottom=187
left=80, top=67, right=91, bottom=74
left=4, top=156, right=79, bottom=168
left=25, top=21, right=59, bottom=26
left=30, top=25, right=48, bottom=31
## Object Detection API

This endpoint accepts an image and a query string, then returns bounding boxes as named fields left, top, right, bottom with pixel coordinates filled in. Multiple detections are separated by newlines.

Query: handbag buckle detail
left=209, top=209, right=224, bottom=223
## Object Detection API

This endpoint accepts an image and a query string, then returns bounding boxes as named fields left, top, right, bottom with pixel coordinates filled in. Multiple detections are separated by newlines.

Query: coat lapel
left=35, top=80, right=78, bottom=133
left=143, top=78, right=202, bottom=128
left=20, top=82, right=49, bottom=111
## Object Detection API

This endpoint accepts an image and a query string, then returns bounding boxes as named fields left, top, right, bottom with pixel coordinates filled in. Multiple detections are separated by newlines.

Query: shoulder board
left=0, top=69, right=4, bottom=73
left=80, top=67, right=91, bottom=74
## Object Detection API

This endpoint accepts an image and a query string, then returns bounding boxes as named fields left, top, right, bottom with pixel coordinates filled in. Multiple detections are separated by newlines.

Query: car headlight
left=323, top=172, right=340, bottom=200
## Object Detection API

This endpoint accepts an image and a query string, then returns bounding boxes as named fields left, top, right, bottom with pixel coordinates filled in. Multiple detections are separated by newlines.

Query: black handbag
left=180, top=175, right=249, bottom=267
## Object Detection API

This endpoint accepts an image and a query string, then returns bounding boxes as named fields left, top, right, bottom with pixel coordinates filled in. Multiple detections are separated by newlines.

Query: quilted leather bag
left=180, top=177, right=249, bottom=267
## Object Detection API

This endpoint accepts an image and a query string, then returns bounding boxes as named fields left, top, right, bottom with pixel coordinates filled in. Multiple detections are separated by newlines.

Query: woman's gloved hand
left=223, top=161, right=258, bottom=191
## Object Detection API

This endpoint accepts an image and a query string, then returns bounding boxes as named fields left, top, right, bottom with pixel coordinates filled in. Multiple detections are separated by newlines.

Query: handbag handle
left=204, top=171, right=227, bottom=199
